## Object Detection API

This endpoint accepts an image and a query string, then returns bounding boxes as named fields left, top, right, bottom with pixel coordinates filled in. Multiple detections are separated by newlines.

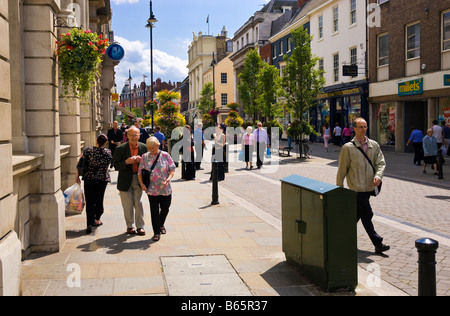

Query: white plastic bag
left=64, top=183, right=85, bottom=215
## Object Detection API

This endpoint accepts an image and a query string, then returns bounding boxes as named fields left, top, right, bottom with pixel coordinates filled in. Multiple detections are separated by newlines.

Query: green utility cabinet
left=281, top=175, right=357, bottom=292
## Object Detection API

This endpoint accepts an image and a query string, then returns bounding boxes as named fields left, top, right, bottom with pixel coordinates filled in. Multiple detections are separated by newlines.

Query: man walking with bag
left=336, top=118, right=390, bottom=254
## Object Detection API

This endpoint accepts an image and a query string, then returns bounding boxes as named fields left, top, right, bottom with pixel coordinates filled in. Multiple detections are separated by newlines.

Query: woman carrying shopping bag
left=76, top=134, right=112, bottom=234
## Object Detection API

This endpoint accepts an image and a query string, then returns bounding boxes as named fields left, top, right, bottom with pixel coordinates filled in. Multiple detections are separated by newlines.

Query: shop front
left=314, top=80, right=369, bottom=142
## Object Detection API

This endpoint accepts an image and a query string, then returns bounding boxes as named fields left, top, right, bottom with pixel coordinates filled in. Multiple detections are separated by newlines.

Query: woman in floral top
left=76, top=134, right=112, bottom=233
left=138, top=137, right=176, bottom=241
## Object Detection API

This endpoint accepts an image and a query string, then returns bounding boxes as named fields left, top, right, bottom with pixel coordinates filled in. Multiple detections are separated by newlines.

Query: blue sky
left=111, top=0, right=270, bottom=90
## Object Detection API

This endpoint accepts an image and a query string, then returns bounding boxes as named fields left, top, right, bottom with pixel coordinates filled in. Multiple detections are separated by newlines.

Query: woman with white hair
left=422, top=129, right=438, bottom=175
left=242, top=126, right=255, bottom=169
left=138, top=136, right=176, bottom=241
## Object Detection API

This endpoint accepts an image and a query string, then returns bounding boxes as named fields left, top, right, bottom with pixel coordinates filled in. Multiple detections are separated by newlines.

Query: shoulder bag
left=352, top=141, right=382, bottom=196
left=142, top=151, right=161, bottom=188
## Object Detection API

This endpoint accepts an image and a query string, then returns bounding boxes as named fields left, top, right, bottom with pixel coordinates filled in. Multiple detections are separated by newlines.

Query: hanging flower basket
left=56, top=29, right=109, bottom=99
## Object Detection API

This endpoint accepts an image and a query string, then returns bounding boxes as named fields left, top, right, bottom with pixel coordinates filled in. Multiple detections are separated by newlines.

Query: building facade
left=0, top=0, right=117, bottom=295
left=368, top=0, right=450, bottom=152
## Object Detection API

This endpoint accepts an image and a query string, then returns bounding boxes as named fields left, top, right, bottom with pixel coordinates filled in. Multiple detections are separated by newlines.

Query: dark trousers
left=356, top=192, right=383, bottom=247
left=148, top=195, right=172, bottom=235
left=413, top=142, right=423, bottom=165
left=84, top=180, right=108, bottom=227
left=256, top=142, right=266, bottom=168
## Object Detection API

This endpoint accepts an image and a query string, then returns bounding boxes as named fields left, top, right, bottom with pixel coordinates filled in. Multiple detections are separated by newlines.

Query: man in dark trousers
left=337, top=118, right=390, bottom=255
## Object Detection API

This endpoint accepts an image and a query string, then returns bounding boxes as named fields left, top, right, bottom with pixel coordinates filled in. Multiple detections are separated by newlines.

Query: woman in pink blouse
left=138, top=137, right=176, bottom=241
left=242, top=126, right=255, bottom=169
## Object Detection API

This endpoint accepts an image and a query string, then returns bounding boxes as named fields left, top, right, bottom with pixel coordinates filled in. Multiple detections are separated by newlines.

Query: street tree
left=257, top=62, right=282, bottom=121
left=198, top=82, right=216, bottom=115
left=237, top=49, right=263, bottom=123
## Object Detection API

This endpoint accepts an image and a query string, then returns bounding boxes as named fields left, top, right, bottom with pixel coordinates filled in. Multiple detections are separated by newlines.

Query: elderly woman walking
left=138, top=137, right=176, bottom=242
left=423, top=129, right=438, bottom=175
left=242, top=126, right=255, bottom=169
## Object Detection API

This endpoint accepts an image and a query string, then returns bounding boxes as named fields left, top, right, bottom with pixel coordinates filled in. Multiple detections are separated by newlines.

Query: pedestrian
left=107, top=121, right=123, bottom=167
left=242, top=126, right=255, bottom=169
left=323, top=122, right=330, bottom=152
left=153, top=126, right=166, bottom=151
left=112, top=126, right=148, bottom=235
left=342, top=123, right=353, bottom=144
left=441, top=121, right=450, bottom=156
left=336, top=118, right=390, bottom=255
left=194, top=122, right=206, bottom=170
left=253, top=122, right=270, bottom=169
left=76, top=134, right=112, bottom=234
left=422, top=129, right=438, bottom=175
left=431, top=120, right=443, bottom=149
left=406, top=126, right=424, bottom=166
left=134, top=120, right=150, bottom=144
left=180, top=125, right=196, bottom=181
left=138, top=137, right=176, bottom=242
left=212, top=124, right=226, bottom=181
left=333, top=122, right=342, bottom=148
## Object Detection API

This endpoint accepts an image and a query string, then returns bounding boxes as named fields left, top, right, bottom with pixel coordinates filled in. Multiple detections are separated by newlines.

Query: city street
left=199, top=140, right=450, bottom=296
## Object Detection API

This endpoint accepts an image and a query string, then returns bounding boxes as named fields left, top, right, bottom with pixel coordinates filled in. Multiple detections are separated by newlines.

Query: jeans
left=84, top=180, right=108, bottom=227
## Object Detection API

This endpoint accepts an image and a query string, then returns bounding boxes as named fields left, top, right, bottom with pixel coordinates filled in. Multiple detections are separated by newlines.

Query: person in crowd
left=342, top=123, right=353, bottom=144
left=242, top=126, right=255, bottom=169
left=138, top=137, right=176, bottom=242
left=134, top=120, right=150, bottom=144
left=212, top=124, right=226, bottom=181
left=323, top=122, right=330, bottom=152
left=253, top=122, right=269, bottom=169
left=113, top=126, right=148, bottom=235
left=153, top=126, right=166, bottom=151
left=422, top=129, right=438, bottom=175
left=333, top=122, right=342, bottom=148
left=336, top=118, right=389, bottom=255
left=107, top=121, right=123, bottom=167
left=76, top=134, right=112, bottom=234
left=431, top=120, right=443, bottom=149
left=194, top=122, right=206, bottom=170
left=180, top=125, right=196, bottom=181
left=406, top=126, right=424, bottom=166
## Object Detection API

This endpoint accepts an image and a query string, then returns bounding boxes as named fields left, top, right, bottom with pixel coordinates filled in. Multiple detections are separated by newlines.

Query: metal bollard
left=211, top=160, right=219, bottom=205
left=415, top=238, right=439, bottom=296
left=437, top=149, right=444, bottom=180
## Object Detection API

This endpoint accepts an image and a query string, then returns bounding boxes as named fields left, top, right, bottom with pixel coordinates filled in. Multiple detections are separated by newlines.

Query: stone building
left=0, top=0, right=117, bottom=295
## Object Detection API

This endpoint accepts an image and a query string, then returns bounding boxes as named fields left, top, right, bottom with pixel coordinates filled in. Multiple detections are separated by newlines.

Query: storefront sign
left=106, top=43, right=125, bottom=62
left=444, top=75, right=450, bottom=86
left=398, top=78, right=423, bottom=96
left=317, top=87, right=362, bottom=99
left=343, top=65, right=358, bottom=77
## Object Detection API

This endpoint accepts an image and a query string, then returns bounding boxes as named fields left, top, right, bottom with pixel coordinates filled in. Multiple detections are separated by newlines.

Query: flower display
left=225, top=110, right=243, bottom=128
left=56, top=29, right=109, bottom=98
left=154, top=101, right=185, bottom=137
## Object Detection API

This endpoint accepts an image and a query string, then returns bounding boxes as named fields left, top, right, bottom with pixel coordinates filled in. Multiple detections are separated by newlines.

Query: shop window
left=377, top=103, right=396, bottom=146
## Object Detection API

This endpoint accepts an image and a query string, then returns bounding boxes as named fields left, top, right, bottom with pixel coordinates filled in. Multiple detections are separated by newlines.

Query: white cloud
left=114, top=36, right=188, bottom=90
left=111, top=0, right=140, bottom=5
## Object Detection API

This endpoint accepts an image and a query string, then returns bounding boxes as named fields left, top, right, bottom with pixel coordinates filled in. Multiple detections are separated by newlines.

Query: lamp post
left=143, top=74, right=147, bottom=115
left=128, top=70, right=132, bottom=111
left=146, top=0, right=157, bottom=130
left=210, top=52, right=217, bottom=123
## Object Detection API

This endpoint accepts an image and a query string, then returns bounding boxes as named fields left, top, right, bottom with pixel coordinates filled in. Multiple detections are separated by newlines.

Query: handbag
left=76, top=154, right=89, bottom=177
left=142, top=152, right=161, bottom=188
left=352, top=142, right=382, bottom=196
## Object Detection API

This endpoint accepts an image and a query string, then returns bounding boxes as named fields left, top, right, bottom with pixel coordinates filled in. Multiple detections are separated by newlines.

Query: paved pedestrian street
left=216, top=142, right=450, bottom=296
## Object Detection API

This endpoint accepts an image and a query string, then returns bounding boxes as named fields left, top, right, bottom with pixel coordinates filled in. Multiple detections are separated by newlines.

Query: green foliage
left=198, top=82, right=216, bottom=115
left=257, top=63, right=282, bottom=121
left=154, top=101, right=186, bottom=137
left=56, top=29, right=109, bottom=99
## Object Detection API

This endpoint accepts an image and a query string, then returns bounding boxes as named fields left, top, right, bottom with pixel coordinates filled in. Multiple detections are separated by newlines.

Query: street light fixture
left=143, top=74, right=147, bottom=115
left=146, top=0, right=157, bottom=129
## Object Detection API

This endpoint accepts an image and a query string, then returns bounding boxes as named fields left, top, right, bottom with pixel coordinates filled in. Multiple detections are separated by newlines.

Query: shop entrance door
left=404, top=101, right=427, bottom=153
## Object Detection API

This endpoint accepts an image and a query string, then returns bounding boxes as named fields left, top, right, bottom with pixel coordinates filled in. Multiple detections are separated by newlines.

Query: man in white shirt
left=431, top=120, right=443, bottom=149
left=253, top=122, right=270, bottom=169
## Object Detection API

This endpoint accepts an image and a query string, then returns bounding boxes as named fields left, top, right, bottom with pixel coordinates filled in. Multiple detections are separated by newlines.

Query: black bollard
left=211, top=160, right=219, bottom=205
left=437, top=149, right=444, bottom=180
left=415, top=238, right=439, bottom=296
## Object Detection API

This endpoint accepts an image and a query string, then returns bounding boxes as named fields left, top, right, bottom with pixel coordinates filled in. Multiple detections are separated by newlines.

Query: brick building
left=368, top=0, right=450, bottom=152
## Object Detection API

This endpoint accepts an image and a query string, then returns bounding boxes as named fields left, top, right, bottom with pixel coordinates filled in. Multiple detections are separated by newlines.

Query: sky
left=110, top=0, right=271, bottom=91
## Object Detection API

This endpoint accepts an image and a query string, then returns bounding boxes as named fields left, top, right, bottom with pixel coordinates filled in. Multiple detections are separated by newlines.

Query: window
left=318, top=15, right=323, bottom=39
left=333, top=7, right=339, bottom=33
left=443, top=11, right=450, bottom=51
left=350, top=0, right=356, bottom=25
left=280, top=41, right=284, bottom=56
left=318, top=58, right=324, bottom=78
left=378, top=33, right=389, bottom=66
left=287, top=37, right=292, bottom=52
left=221, top=94, right=228, bottom=106
left=221, top=73, right=227, bottom=84
left=333, top=53, right=339, bottom=82
left=273, top=44, right=277, bottom=59
left=350, top=47, right=357, bottom=65
left=406, top=22, right=420, bottom=59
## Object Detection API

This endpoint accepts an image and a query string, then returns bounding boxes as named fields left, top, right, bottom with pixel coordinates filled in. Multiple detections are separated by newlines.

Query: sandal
left=160, top=227, right=166, bottom=234
left=126, top=227, right=136, bottom=235
left=137, top=228, right=146, bottom=236
left=152, top=234, right=160, bottom=241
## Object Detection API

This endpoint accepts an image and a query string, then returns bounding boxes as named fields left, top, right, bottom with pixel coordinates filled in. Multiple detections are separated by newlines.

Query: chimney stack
left=297, top=0, right=307, bottom=9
